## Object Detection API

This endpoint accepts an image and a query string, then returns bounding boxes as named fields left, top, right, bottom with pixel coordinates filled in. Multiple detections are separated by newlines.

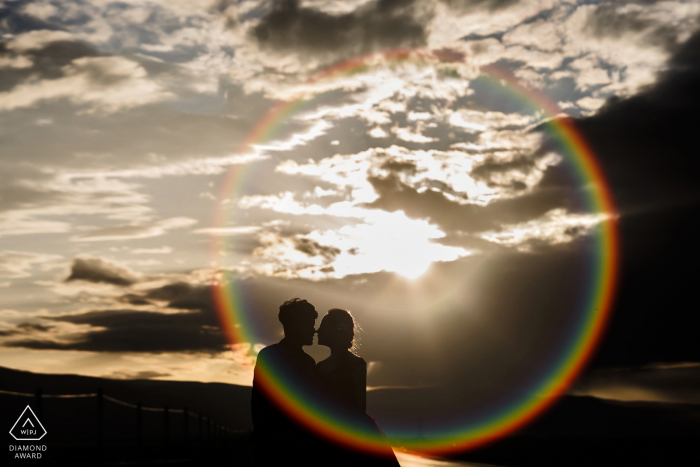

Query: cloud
left=0, top=34, right=174, bottom=113
left=0, top=150, right=266, bottom=240
left=478, top=208, right=609, bottom=252
left=4, top=279, right=225, bottom=353
left=16, top=322, right=54, bottom=333
left=4, top=308, right=226, bottom=353
left=143, top=281, right=213, bottom=310
left=0, top=251, right=63, bottom=279
left=248, top=211, right=469, bottom=279
left=393, top=125, right=437, bottom=143
left=194, top=226, right=262, bottom=236
left=572, top=363, right=700, bottom=405
left=0, top=31, right=101, bottom=91
left=247, top=0, right=428, bottom=60
left=441, top=0, right=520, bottom=12
left=72, top=217, right=198, bottom=242
left=275, top=146, right=479, bottom=205
left=108, top=370, right=171, bottom=379
left=130, top=247, right=173, bottom=255
left=293, top=236, right=341, bottom=259
left=249, top=230, right=341, bottom=278
left=65, top=256, right=141, bottom=286
left=584, top=1, right=698, bottom=52
left=237, top=135, right=589, bottom=260
left=575, top=28, right=700, bottom=212
left=259, top=139, right=572, bottom=237
left=0, top=175, right=152, bottom=237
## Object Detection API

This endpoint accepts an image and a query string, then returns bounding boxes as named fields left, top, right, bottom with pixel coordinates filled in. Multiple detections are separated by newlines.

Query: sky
left=0, top=0, right=699, bottom=435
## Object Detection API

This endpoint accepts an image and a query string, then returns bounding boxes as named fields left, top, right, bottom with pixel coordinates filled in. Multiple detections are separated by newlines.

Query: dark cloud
left=145, top=281, right=213, bottom=311
left=380, top=159, right=418, bottom=175
left=294, top=237, right=340, bottom=260
left=572, top=363, right=700, bottom=405
left=439, top=0, right=519, bottom=13
left=249, top=0, right=428, bottom=58
left=470, top=157, right=535, bottom=190
left=108, top=370, right=171, bottom=379
left=65, top=257, right=139, bottom=286
left=6, top=281, right=224, bottom=353
left=118, top=293, right=152, bottom=306
left=5, top=307, right=225, bottom=353
left=585, top=2, right=692, bottom=52
left=16, top=322, right=53, bottom=332
left=363, top=172, right=577, bottom=233
left=0, top=322, right=54, bottom=338
left=0, top=38, right=102, bottom=92
left=569, top=30, right=700, bottom=367
left=0, top=1, right=63, bottom=35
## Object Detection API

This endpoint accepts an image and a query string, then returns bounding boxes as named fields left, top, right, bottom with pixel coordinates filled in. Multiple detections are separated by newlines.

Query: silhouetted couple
left=251, top=298, right=400, bottom=466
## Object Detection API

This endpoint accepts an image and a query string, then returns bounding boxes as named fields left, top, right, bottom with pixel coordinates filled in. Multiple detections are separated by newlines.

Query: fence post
left=97, top=388, right=104, bottom=446
left=207, top=415, right=211, bottom=441
left=198, top=413, right=202, bottom=442
left=35, top=388, right=42, bottom=418
left=183, top=407, right=189, bottom=442
left=164, top=405, right=169, bottom=445
left=137, top=402, right=142, bottom=446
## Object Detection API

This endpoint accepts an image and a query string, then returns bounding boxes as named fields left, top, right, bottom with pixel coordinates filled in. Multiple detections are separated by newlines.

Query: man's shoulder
left=257, top=341, right=313, bottom=358
left=257, top=343, right=279, bottom=355
left=254, top=342, right=281, bottom=364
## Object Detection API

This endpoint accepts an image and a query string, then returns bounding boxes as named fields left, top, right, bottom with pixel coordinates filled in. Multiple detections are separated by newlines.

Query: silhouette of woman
left=315, top=308, right=400, bottom=466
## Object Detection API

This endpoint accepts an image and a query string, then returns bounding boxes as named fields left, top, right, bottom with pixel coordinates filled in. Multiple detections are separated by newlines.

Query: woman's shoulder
left=317, top=353, right=365, bottom=372
left=347, top=353, right=366, bottom=368
left=316, top=356, right=332, bottom=370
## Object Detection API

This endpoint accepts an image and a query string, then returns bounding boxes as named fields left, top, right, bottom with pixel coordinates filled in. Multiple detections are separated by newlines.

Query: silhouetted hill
left=368, top=387, right=700, bottom=438
left=518, top=394, right=700, bottom=437
left=449, top=396, right=700, bottom=467
left=368, top=388, right=700, bottom=466
left=2, top=366, right=699, bottom=466
left=0, top=365, right=252, bottom=442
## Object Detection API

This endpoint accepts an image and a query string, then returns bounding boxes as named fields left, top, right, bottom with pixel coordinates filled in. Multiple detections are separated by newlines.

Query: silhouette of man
left=251, top=298, right=318, bottom=466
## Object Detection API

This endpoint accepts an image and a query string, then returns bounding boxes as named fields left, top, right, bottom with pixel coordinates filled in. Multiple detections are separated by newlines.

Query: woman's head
left=317, top=308, right=359, bottom=352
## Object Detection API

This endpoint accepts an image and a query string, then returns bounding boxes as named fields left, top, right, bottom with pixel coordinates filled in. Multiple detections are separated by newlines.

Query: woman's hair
left=325, top=308, right=361, bottom=353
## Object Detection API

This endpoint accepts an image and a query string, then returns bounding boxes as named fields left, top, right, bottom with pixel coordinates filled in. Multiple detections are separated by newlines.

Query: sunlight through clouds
left=478, top=209, right=610, bottom=251
left=250, top=211, right=470, bottom=280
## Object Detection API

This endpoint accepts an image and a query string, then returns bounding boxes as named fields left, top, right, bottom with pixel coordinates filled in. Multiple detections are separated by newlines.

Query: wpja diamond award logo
left=9, top=405, right=47, bottom=459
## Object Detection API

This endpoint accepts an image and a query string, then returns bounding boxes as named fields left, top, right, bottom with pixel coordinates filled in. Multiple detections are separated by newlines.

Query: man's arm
left=251, top=348, right=271, bottom=430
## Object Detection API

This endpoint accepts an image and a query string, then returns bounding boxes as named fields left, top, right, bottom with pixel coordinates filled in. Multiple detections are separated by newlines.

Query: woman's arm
left=351, top=360, right=367, bottom=412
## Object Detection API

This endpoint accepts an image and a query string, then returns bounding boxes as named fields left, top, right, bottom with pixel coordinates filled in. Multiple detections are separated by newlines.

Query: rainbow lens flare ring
left=212, top=49, right=619, bottom=456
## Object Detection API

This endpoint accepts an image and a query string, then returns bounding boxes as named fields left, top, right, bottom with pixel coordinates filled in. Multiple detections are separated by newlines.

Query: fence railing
left=0, top=387, right=242, bottom=445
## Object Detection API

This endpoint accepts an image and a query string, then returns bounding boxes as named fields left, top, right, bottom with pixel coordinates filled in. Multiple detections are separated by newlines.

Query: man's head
left=279, top=298, right=317, bottom=346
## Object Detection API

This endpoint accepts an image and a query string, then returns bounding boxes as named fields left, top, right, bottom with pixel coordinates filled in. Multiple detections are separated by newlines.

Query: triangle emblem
left=9, top=406, right=47, bottom=441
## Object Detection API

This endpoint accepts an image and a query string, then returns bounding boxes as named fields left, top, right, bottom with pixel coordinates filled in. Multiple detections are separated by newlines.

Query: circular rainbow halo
left=212, top=48, right=619, bottom=456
